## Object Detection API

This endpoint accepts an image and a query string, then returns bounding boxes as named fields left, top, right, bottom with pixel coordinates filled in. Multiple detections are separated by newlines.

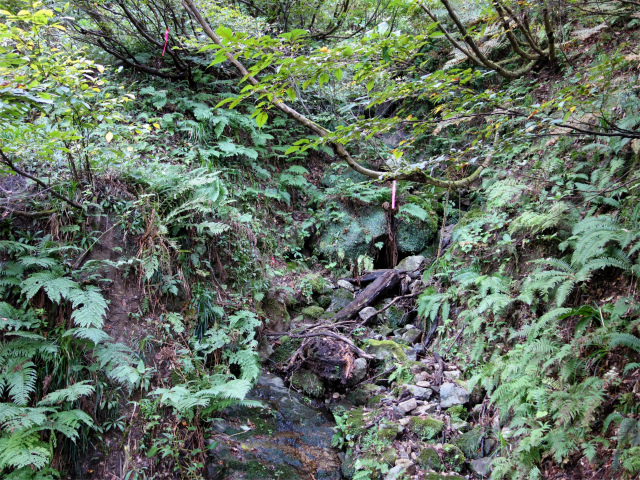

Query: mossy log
left=333, top=270, right=401, bottom=322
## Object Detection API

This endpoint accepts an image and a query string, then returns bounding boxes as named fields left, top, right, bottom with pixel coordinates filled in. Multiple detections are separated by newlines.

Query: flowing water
left=207, top=373, right=343, bottom=479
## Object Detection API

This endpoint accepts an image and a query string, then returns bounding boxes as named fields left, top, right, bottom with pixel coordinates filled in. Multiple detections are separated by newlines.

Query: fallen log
left=333, top=270, right=401, bottom=322
left=339, top=270, right=391, bottom=286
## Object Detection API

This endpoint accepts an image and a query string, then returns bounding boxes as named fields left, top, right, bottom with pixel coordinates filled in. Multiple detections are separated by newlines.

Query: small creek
left=206, top=373, right=343, bottom=479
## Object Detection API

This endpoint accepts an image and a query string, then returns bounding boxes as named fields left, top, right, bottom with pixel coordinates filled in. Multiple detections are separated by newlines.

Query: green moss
left=346, top=388, right=369, bottom=406
left=417, top=447, right=441, bottom=470
left=378, top=423, right=400, bottom=442
left=340, top=407, right=369, bottom=436
left=262, top=296, right=291, bottom=331
left=382, top=448, right=399, bottom=466
left=364, top=339, right=409, bottom=363
left=454, top=426, right=485, bottom=460
left=301, top=305, right=325, bottom=319
left=271, top=336, right=301, bottom=364
left=224, top=459, right=299, bottom=480
left=424, top=474, right=465, bottom=480
left=367, top=394, right=384, bottom=407
left=291, top=369, right=325, bottom=398
left=447, top=405, right=467, bottom=420
left=397, top=215, right=437, bottom=255
left=303, top=273, right=331, bottom=295
left=442, top=443, right=465, bottom=467
left=384, top=305, right=405, bottom=329
left=317, top=294, right=332, bottom=309
left=408, top=416, right=444, bottom=440
left=316, top=205, right=386, bottom=262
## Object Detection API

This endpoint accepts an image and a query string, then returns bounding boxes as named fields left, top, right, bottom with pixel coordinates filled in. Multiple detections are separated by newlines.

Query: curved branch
left=0, top=149, right=82, bottom=209
left=182, top=0, right=496, bottom=188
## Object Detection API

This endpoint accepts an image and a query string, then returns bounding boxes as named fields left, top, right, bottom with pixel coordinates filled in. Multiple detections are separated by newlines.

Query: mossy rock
left=417, top=447, right=441, bottom=470
left=317, top=294, right=332, bottom=309
left=341, top=450, right=356, bottom=478
left=303, top=273, right=332, bottom=295
left=316, top=204, right=387, bottom=262
left=327, top=288, right=354, bottom=313
left=301, top=305, right=325, bottom=319
left=424, top=474, right=465, bottom=480
left=364, top=340, right=409, bottom=367
left=442, top=444, right=466, bottom=467
left=408, top=416, right=444, bottom=440
left=378, top=422, right=401, bottom=442
left=340, top=407, right=369, bottom=436
left=396, top=215, right=437, bottom=256
left=383, top=304, right=405, bottom=329
left=367, top=394, right=384, bottom=407
left=291, top=369, right=325, bottom=398
left=454, top=426, right=485, bottom=460
left=346, top=389, right=369, bottom=406
left=261, top=293, right=291, bottom=332
left=271, top=336, right=302, bottom=364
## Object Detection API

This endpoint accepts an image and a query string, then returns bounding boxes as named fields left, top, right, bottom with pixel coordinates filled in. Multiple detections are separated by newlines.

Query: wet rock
left=317, top=294, right=332, bottom=309
left=394, top=255, right=427, bottom=275
left=402, top=384, right=432, bottom=400
left=451, top=419, right=470, bottom=431
left=424, top=473, right=465, bottom=480
left=405, top=348, right=417, bottom=361
left=303, top=273, right=332, bottom=295
left=442, top=443, right=466, bottom=468
left=398, top=398, right=418, bottom=414
left=208, top=373, right=341, bottom=479
left=301, top=305, right=325, bottom=319
left=358, top=306, right=378, bottom=323
left=439, top=382, right=470, bottom=408
left=411, top=343, right=426, bottom=356
left=471, top=457, right=493, bottom=477
left=377, top=325, right=393, bottom=337
left=341, top=451, right=356, bottom=478
left=384, top=465, right=406, bottom=480
left=382, top=302, right=405, bottom=329
left=337, top=279, right=355, bottom=291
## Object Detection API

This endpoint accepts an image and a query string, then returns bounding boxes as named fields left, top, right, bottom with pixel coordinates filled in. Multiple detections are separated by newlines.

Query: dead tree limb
left=0, top=149, right=82, bottom=210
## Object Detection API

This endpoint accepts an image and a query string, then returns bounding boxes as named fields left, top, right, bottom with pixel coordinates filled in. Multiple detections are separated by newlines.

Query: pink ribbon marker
left=391, top=180, right=397, bottom=209
left=162, top=28, right=169, bottom=56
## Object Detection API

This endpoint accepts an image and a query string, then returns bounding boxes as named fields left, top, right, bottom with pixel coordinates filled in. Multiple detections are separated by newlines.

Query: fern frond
left=1, top=359, right=37, bottom=406
left=610, top=333, right=640, bottom=354
left=38, top=382, right=95, bottom=406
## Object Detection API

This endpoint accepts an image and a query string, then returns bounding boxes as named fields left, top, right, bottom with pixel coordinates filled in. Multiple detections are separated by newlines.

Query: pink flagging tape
left=391, top=180, right=396, bottom=209
left=162, top=28, right=169, bottom=56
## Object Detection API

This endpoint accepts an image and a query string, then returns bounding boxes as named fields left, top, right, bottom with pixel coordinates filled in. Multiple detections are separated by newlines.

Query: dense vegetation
left=1, top=0, right=640, bottom=479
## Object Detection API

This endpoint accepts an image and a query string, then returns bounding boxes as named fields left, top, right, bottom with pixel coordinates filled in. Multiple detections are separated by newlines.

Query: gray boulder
left=439, top=382, right=470, bottom=408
